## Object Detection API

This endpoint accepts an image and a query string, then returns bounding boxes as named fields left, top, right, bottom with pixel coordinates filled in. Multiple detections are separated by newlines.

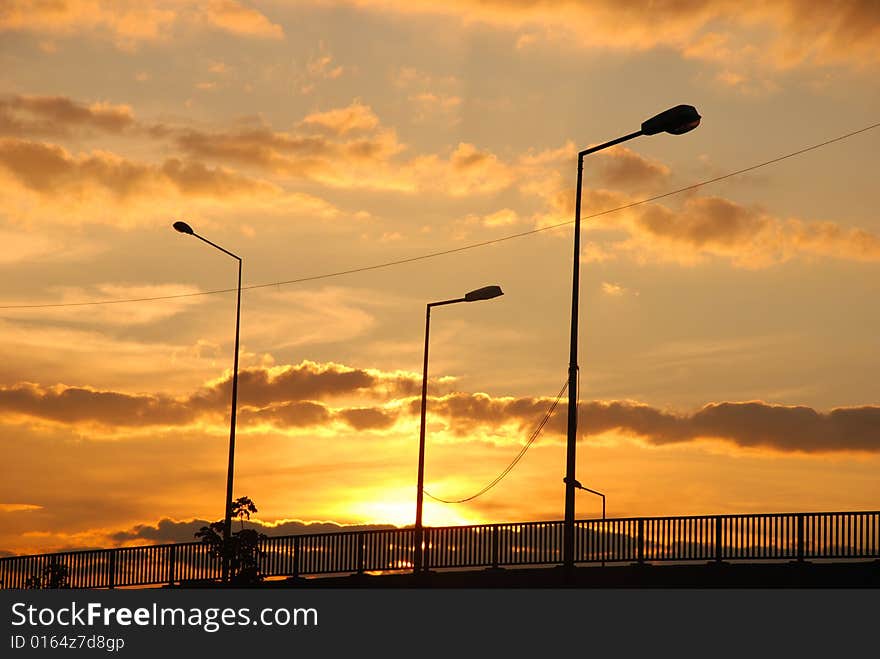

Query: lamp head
left=172, top=221, right=194, bottom=235
left=641, top=104, right=701, bottom=136
left=464, top=285, right=503, bottom=302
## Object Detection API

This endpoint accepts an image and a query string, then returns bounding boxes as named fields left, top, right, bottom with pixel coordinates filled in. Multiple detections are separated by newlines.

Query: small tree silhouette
left=25, top=560, right=70, bottom=589
left=195, top=496, right=267, bottom=584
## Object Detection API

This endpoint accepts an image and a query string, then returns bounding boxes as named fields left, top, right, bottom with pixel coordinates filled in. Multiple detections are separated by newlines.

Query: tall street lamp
left=414, top=285, right=504, bottom=573
left=563, top=105, right=701, bottom=572
left=172, top=220, right=242, bottom=584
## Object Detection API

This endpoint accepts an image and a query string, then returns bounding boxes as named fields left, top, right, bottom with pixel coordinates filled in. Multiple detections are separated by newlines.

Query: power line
left=2, top=119, right=878, bottom=311
left=423, top=379, right=568, bottom=504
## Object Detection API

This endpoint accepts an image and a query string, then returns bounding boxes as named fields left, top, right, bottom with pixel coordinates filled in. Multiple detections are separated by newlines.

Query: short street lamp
left=414, top=285, right=504, bottom=573
left=172, top=220, right=242, bottom=584
left=563, top=105, right=701, bottom=572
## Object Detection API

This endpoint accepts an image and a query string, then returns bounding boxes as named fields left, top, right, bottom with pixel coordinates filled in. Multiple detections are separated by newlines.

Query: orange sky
left=1, top=0, right=879, bottom=556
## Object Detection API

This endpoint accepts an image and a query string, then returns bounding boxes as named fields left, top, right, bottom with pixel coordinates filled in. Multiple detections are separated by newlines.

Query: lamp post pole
left=414, top=285, right=504, bottom=574
left=173, top=221, right=241, bottom=584
left=563, top=106, right=701, bottom=573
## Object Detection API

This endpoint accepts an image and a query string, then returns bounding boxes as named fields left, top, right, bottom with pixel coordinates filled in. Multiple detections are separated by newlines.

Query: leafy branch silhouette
left=25, top=560, right=70, bottom=589
left=195, top=496, right=267, bottom=585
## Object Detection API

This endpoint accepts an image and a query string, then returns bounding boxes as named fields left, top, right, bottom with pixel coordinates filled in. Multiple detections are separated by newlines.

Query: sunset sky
left=1, top=0, right=879, bottom=556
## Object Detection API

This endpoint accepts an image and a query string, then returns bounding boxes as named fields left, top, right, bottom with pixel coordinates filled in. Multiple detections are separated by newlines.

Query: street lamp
left=172, top=220, right=242, bottom=584
left=414, top=284, right=504, bottom=573
left=566, top=478, right=605, bottom=520
left=563, top=105, right=700, bottom=572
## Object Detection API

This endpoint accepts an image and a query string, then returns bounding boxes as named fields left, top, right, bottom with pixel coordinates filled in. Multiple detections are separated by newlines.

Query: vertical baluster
left=797, top=514, right=805, bottom=562
left=637, top=518, right=644, bottom=564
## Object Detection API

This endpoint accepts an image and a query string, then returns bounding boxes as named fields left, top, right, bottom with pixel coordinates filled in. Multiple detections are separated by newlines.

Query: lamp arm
left=578, top=129, right=643, bottom=158
left=192, top=232, right=242, bottom=261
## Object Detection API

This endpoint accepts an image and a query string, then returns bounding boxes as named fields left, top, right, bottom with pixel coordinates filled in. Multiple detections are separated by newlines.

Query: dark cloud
left=3, top=360, right=876, bottom=453
left=0, top=137, right=276, bottom=200
left=194, top=361, right=421, bottom=409
left=176, top=127, right=330, bottom=170
left=242, top=401, right=400, bottom=431
left=0, top=382, right=192, bottom=427
left=0, top=94, right=134, bottom=137
left=451, top=145, right=490, bottom=170
left=336, top=407, right=398, bottom=431
left=110, top=517, right=399, bottom=545
left=160, top=157, right=275, bottom=196
left=636, top=196, right=772, bottom=249
left=173, top=124, right=401, bottom=176
left=333, top=0, right=880, bottom=69
left=424, top=392, right=880, bottom=454
left=628, top=195, right=880, bottom=266
left=0, top=361, right=414, bottom=431
left=595, top=147, right=669, bottom=190
left=241, top=400, right=332, bottom=428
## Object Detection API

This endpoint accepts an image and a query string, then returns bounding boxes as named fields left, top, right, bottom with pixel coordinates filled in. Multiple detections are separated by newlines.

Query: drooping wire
left=423, top=379, right=568, bottom=504
left=2, top=119, right=879, bottom=311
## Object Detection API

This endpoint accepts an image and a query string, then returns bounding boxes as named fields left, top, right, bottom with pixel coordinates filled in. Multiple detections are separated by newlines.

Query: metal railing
left=2, top=511, right=878, bottom=589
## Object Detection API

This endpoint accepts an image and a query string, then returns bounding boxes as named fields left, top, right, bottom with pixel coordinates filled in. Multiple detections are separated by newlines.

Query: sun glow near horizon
left=343, top=489, right=485, bottom=529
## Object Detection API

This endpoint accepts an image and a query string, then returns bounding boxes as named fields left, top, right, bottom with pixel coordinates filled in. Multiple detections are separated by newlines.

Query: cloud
left=595, top=146, right=670, bottom=190
left=173, top=122, right=407, bottom=187
left=0, top=95, right=135, bottom=137
left=409, top=142, right=516, bottom=196
left=197, top=360, right=423, bottom=409
left=423, top=391, right=880, bottom=454
left=300, top=101, right=380, bottom=136
left=0, top=137, right=338, bottom=226
left=297, top=49, right=347, bottom=93
left=0, top=360, right=423, bottom=431
left=307, top=54, right=345, bottom=80
left=327, top=0, right=880, bottom=71
left=450, top=209, right=521, bottom=240
left=0, top=503, right=43, bottom=513
left=172, top=110, right=519, bottom=194
left=0, top=0, right=283, bottom=48
left=521, top=154, right=880, bottom=269
left=4, top=357, right=878, bottom=454
left=408, top=92, right=463, bottom=123
left=601, top=282, right=628, bottom=297
left=201, top=0, right=284, bottom=40
left=0, top=138, right=276, bottom=199
left=110, top=517, right=398, bottom=546
left=0, top=382, right=191, bottom=427
left=626, top=195, right=880, bottom=268
left=0, top=378, right=408, bottom=433
left=336, top=407, right=398, bottom=430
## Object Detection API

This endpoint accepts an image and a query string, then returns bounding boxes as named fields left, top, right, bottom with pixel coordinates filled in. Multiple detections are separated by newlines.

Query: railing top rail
left=3, top=510, right=878, bottom=564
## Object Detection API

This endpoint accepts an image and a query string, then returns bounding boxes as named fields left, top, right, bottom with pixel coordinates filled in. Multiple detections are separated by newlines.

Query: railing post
left=168, top=545, right=176, bottom=587
left=108, top=550, right=116, bottom=589
left=293, top=535, right=301, bottom=579
left=797, top=514, right=805, bottom=562
left=492, top=525, right=500, bottom=569
left=356, top=532, right=365, bottom=574
left=423, top=528, right=431, bottom=571
left=637, top=518, right=645, bottom=564
left=715, top=516, right=723, bottom=563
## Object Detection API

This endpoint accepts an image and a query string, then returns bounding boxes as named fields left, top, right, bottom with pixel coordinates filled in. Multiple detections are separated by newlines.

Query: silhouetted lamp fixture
left=414, top=285, right=504, bottom=573
left=563, top=105, right=700, bottom=572
left=172, top=220, right=242, bottom=585
left=565, top=477, right=605, bottom=520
